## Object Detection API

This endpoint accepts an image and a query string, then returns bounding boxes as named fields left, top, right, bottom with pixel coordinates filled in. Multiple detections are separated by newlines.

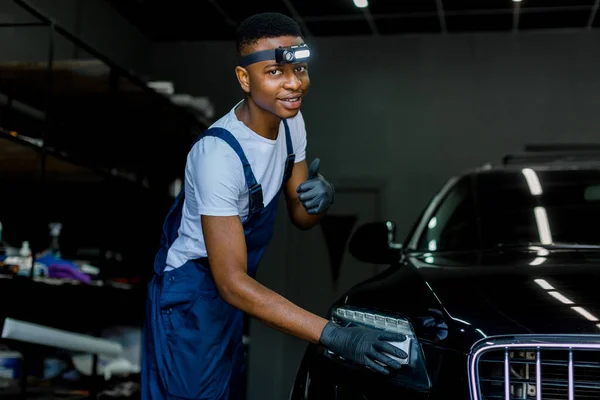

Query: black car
left=290, top=146, right=600, bottom=400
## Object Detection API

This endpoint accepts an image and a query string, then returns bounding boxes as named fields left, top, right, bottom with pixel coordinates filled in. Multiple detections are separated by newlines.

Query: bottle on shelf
left=18, top=241, right=33, bottom=274
left=48, top=222, right=62, bottom=258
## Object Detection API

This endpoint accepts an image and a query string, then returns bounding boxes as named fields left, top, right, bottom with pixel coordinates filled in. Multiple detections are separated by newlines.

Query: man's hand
left=296, top=158, right=335, bottom=215
left=319, top=322, right=408, bottom=375
left=284, top=159, right=331, bottom=230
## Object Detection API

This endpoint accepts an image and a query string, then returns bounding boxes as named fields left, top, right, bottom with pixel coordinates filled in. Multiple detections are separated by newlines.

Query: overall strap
left=282, top=119, right=296, bottom=183
left=202, top=128, right=264, bottom=215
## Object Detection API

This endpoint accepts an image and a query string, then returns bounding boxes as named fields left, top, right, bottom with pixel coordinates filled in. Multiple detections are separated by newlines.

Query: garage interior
left=1, top=0, right=600, bottom=399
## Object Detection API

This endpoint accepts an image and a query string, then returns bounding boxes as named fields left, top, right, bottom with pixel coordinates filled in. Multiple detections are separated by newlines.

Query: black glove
left=319, top=321, right=408, bottom=375
left=296, top=158, right=335, bottom=215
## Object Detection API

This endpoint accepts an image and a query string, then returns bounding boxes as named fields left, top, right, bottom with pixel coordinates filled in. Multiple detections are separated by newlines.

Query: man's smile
left=278, top=97, right=302, bottom=109
left=278, top=93, right=303, bottom=109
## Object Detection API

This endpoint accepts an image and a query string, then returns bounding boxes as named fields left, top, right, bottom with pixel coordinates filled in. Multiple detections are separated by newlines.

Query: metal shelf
left=1, top=0, right=210, bottom=190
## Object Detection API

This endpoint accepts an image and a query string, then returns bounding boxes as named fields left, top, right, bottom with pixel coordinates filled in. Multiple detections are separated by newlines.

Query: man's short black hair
left=236, top=12, right=303, bottom=56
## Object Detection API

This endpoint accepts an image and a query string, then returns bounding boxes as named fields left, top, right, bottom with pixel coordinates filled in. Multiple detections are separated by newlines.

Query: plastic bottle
left=18, top=241, right=32, bottom=273
left=48, top=223, right=62, bottom=258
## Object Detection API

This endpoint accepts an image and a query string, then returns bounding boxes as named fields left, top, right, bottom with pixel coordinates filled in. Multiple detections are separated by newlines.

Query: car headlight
left=328, top=306, right=432, bottom=391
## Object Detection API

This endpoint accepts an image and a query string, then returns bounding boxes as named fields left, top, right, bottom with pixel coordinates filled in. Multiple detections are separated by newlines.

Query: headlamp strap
left=239, top=44, right=310, bottom=67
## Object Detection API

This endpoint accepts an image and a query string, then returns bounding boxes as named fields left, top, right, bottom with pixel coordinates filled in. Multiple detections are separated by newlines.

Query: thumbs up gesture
left=296, top=158, right=335, bottom=215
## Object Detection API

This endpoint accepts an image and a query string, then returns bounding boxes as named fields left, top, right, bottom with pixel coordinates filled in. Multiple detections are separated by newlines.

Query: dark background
left=1, top=1, right=600, bottom=399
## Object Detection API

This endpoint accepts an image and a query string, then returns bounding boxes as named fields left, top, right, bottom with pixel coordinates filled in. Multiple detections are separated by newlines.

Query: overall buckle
left=284, top=154, right=296, bottom=182
left=248, top=183, right=264, bottom=214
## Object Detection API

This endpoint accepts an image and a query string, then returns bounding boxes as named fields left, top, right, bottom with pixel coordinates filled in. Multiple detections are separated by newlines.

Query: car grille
left=469, top=336, right=600, bottom=400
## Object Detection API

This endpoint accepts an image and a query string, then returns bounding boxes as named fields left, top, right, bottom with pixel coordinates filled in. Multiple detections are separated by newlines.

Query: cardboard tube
left=1, top=318, right=122, bottom=357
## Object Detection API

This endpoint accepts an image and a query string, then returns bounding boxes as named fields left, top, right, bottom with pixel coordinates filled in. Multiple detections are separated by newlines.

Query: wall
left=153, top=30, right=600, bottom=238
left=0, top=0, right=152, bottom=74
left=152, top=29, right=600, bottom=400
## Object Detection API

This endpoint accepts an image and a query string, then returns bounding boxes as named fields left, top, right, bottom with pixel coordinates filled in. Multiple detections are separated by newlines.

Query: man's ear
left=235, top=66, right=251, bottom=94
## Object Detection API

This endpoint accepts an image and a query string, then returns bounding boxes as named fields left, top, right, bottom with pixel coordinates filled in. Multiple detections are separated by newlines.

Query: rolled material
left=1, top=318, right=123, bottom=357
left=0, top=92, right=45, bottom=121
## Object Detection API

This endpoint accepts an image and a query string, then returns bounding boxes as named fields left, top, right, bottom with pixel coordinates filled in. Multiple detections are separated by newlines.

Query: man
left=141, top=12, right=408, bottom=400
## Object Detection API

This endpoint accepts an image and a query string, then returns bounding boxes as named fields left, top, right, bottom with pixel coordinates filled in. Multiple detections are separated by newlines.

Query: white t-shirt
left=165, top=100, right=307, bottom=270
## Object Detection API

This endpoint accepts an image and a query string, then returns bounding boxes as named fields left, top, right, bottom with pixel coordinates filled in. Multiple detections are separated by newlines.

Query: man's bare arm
left=202, top=214, right=328, bottom=344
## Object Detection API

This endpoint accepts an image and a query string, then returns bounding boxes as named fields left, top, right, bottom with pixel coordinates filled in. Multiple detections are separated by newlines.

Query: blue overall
left=141, top=120, right=295, bottom=400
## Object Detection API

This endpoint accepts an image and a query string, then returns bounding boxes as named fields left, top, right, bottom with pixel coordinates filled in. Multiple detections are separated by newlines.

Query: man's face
left=242, top=36, right=310, bottom=119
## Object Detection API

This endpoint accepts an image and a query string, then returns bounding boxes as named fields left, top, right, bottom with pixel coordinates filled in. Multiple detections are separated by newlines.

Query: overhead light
left=530, top=257, right=546, bottom=266
left=353, top=0, right=368, bottom=8
left=534, top=278, right=554, bottom=290
left=572, top=306, right=599, bottom=322
left=529, top=246, right=549, bottom=266
left=513, top=0, right=522, bottom=2
left=530, top=246, right=550, bottom=256
left=428, top=217, right=437, bottom=229
left=534, top=207, right=553, bottom=245
left=547, top=291, right=574, bottom=305
left=522, top=168, right=542, bottom=196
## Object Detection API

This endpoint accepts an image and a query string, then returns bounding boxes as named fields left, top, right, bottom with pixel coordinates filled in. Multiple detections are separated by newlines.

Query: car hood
left=342, top=249, right=600, bottom=352
left=410, top=249, right=600, bottom=336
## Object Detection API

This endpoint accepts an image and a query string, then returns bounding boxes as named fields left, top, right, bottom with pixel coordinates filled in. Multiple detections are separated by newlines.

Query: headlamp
left=328, top=306, right=432, bottom=391
left=239, top=43, right=311, bottom=67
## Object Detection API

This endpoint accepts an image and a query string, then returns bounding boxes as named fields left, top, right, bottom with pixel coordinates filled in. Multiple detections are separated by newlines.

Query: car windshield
left=415, top=168, right=600, bottom=251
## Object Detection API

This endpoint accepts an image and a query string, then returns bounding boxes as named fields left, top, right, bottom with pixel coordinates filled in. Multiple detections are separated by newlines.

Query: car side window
left=416, top=177, right=478, bottom=252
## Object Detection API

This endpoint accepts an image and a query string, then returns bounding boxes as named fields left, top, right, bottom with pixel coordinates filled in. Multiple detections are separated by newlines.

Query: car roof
left=466, top=143, right=600, bottom=177
left=472, top=162, right=600, bottom=175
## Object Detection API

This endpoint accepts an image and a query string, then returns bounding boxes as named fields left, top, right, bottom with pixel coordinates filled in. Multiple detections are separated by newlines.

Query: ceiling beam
left=281, top=0, right=313, bottom=37
left=299, top=5, right=592, bottom=23
left=513, top=0, right=521, bottom=33
left=436, top=0, right=447, bottom=34
left=207, top=0, right=236, bottom=27
left=587, top=0, right=600, bottom=29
